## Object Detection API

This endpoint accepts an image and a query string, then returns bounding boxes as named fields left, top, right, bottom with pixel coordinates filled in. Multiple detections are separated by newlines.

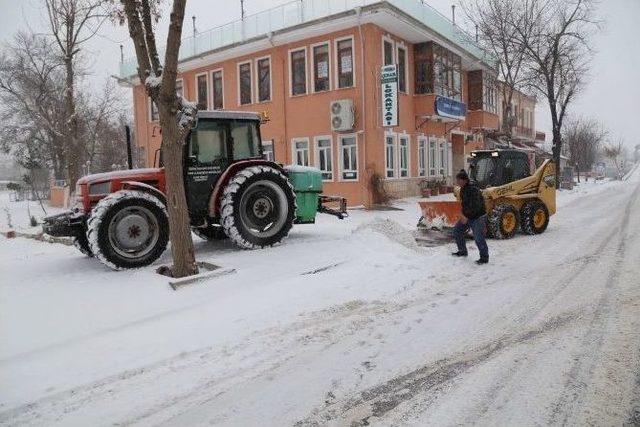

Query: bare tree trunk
left=159, top=0, right=197, bottom=277
left=64, top=56, right=80, bottom=188
left=122, top=0, right=197, bottom=278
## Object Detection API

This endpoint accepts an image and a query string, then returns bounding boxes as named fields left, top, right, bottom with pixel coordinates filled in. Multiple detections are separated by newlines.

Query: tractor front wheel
left=87, top=190, right=169, bottom=270
left=521, top=200, right=549, bottom=235
left=488, top=203, right=520, bottom=239
left=221, top=166, right=296, bottom=249
left=72, top=231, right=93, bottom=257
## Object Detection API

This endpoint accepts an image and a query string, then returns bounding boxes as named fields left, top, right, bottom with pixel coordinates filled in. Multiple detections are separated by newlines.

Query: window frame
left=254, top=55, right=272, bottom=103
left=384, top=132, right=397, bottom=179
left=291, top=137, right=310, bottom=166
left=334, top=35, right=356, bottom=89
left=339, top=133, right=358, bottom=182
left=237, top=60, right=253, bottom=106
left=398, top=133, right=410, bottom=178
left=210, top=68, right=224, bottom=110
left=417, top=136, right=428, bottom=177
left=428, top=137, right=438, bottom=177
left=311, top=41, right=331, bottom=93
left=195, top=72, right=209, bottom=110
left=262, top=139, right=275, bottom=162
left=314, top=135, right=334, bottom=181
left=289, top=47, right=308, bottom=97
left=396, top=44, right=408, bottom=93
left=148, top=97, right=159, bottom=122
left=175, top=78, right=184, bottom=99
left=438, top=139, right=448, bottom=177
left=382, top=35, right=395, bottom=66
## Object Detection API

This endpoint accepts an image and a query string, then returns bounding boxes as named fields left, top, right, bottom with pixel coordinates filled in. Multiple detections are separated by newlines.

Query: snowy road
left=1, top=169, right=639, bottom=426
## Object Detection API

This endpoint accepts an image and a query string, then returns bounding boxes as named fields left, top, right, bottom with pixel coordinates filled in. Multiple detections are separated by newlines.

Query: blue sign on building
left=434, top=96, right=467, bottom=120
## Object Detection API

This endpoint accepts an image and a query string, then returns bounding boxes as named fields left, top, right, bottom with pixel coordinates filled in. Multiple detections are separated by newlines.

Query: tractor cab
left=184, top=111, right=264, bottom=223
left=468, top=149, right=531, bottom=189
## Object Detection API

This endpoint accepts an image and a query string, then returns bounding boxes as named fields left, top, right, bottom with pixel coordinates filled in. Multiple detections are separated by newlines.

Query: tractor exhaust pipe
left=125, top=125, right=133, bottom=170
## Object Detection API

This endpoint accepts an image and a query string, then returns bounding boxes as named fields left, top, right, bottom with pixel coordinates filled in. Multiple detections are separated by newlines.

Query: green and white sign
left=381, top=64, right=398, bottom=127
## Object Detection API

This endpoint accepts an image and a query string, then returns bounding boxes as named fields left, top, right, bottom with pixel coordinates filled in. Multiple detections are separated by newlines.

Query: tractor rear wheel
left=488, top=203, right=520, bottom=239
left=193, top=225, right=228, bottom=241
left=220, top=166, right=296, bottom=249
left=72, top=231, right=93, bottom=257
left=87, top=190, right=169, bottom=270
left=521, top=200, right=549, bottom=235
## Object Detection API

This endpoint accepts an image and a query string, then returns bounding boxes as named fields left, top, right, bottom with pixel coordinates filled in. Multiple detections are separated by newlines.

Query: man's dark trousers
left=453, top=215, right=489, bottom=260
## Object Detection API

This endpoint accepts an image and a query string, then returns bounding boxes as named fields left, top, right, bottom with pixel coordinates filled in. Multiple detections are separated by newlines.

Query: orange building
left=120, top=1, right=504, bottom=207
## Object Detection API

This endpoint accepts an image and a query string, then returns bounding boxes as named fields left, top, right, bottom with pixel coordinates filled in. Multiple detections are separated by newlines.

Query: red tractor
left=43, top=111, right=346, bottom=270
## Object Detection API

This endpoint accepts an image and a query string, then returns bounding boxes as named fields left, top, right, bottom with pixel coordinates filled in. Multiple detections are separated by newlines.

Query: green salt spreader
left=283, top=165, right=348, bottom=223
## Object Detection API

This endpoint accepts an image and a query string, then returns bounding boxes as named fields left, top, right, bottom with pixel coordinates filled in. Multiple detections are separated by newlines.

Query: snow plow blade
left=417, top=200, right=461, bottom=229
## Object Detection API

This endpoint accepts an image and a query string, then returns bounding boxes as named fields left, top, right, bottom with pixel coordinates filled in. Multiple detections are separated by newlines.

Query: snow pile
left=353, top=217, right=419, bottom=251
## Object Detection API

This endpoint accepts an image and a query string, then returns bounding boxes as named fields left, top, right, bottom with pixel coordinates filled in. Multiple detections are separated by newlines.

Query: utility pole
left=451, top=4, right=456, bottom=25
left=241, top=0, right=245, bottom=20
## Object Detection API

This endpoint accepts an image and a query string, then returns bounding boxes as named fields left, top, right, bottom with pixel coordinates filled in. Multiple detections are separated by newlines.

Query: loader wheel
left=488, top=204, right=519, bottom=239
left=87, top=190, right=169, bottom=270
left=221, top=166, right=296, bottom=249
left=72, top=231, right=93, bottom=257
left=521, top=200, right=549, bottom=235
left=193, top=225, right=228, bottom=241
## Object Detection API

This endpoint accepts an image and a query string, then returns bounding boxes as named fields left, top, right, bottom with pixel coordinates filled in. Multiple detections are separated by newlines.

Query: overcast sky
left=0, top=0, right=638, bottom=149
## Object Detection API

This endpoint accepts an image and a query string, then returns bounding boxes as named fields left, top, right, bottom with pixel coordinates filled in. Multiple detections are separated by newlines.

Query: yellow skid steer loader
left=418, top=149, right=557, bottom=239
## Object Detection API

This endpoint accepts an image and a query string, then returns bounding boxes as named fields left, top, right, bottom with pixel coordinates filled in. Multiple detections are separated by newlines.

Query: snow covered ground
left=1, top=171, right=639, bottom=426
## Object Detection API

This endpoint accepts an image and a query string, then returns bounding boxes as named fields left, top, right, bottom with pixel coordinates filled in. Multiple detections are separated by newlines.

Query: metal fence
left=119, top=0, right=487, bottom=78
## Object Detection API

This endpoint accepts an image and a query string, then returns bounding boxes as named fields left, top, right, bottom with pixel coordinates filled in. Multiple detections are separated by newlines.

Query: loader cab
left=184, top=111, right=264, bottom=222
left=468, top=150, right=531, bottom=189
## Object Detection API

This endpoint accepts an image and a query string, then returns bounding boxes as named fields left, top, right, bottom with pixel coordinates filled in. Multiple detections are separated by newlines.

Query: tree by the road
left=0, top=32, right=130, bottom=180
left=512, top=0, right=600, bottom=188
left=119, top=0, right=198, bottom=278
left=45, top=0, right=109, bottom=189
left=563, top=117, right=607, bottom=182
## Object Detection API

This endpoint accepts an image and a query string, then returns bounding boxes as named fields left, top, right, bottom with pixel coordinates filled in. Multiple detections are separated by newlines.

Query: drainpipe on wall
left=356, top=6, right=371, bottom=209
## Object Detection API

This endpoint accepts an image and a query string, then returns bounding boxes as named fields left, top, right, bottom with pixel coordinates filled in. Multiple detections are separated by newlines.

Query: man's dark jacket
left=460, top=182, right=486, bottom=220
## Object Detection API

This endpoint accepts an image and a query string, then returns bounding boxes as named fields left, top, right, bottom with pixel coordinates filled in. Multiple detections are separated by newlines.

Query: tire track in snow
left=294, top=312, right=580, bottom=426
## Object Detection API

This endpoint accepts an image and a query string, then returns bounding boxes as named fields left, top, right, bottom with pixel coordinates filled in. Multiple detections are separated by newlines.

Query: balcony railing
left=119, top=0, right=488, bottom=78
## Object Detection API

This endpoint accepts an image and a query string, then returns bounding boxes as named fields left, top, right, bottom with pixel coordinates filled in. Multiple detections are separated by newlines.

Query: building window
left=212, top=69, right=224, bottom=110
left=438, top=139, right=447, bottom=177
left=340, top=134, right=358, bottom=181
left=290, top=48, right=307, bottom=96
left=293, top=138, right=310, bottom=166
left=397, top=46, right=407, bottom=93
left=383, top=38, right=394, bottom=66
left=239, top=62, right=252, bottom=105
left=483, top=73, right=497, bottom=114
left=257, top=57, right=271, bottom=102
left=315, top=136, right=333, bottom=181
left=312, top=43, right=330, bottom=92
left=399, top=135, right=409, bottom=177
left=262, top=140, right=274, bottom=161
left=149, top=98, right=159, bottom=122
left=336, top=37, right=354, bottom=88
left=413, top=42, right=462, bottom=100
left=196, top=73, right=208, bottom=110
left=176, top=79, right=184, bottom=99
left=418, top=137, right=427, bottom=177
left=433, top=44, right=462, bottom=101
left=385, top=134, right=396, bottom=178
left=414, top=43, right=431, bottom=94
left=429, top=138, right=437, bottom=177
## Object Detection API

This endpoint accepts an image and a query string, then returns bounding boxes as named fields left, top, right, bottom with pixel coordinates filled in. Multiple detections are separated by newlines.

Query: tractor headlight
left=89, top=182, right=111, bottom=195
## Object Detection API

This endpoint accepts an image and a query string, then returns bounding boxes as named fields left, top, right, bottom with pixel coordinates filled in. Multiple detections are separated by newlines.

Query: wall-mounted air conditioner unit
left=330, top=99, right=355, bottom=132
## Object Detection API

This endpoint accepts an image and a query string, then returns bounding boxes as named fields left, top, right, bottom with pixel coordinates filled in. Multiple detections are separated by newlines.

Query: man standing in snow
left=451, top=169, right=489, bottom=264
